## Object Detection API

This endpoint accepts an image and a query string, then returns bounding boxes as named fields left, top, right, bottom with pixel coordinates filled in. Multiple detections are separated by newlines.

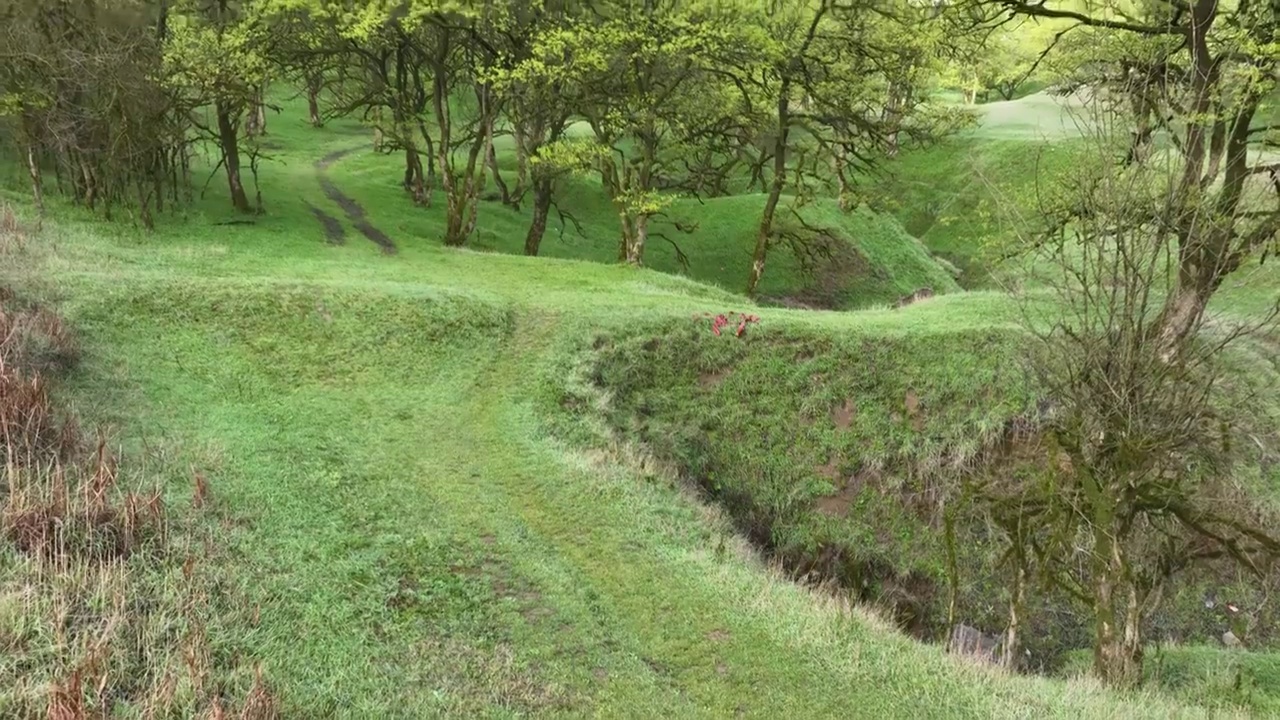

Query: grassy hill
left=0, top=92, right=1275, bottom=717
left=327, top=142, right=959, bottom=308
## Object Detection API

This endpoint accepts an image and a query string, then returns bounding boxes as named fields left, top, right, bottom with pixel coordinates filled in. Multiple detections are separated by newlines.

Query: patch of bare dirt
left=305, top=201, right=346, bottom=245
left=698, top=368, right=730, bottom=389
left=814, top=456, right=841, bottom=480
left=832, top=399, right=856, bottom=430
left=894, top=287, right=936, bottom=309
left=814, top=468, right=881, bottom=519
left=314, top=148, right=397, bottom=254
left=521, top=605, right=555, bottom=624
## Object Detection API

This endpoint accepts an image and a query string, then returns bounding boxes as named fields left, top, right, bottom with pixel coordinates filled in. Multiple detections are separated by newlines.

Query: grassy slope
left=867, top=94, right=1090, bottom=288
left=0, top=100, right=1247, bottom=716
left=335, top=134, right=959, bottom=308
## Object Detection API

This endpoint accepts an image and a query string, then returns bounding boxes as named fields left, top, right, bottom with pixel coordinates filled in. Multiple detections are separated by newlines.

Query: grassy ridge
left=51, top=270, right=1192, bottom=717
left=579, top=308, right=1280, bottom=674
left=0, top=92, right=1271, bottom=715
left=573, top=314, right=1037, bottom=640
left=332, top=148, right=960, bottom=308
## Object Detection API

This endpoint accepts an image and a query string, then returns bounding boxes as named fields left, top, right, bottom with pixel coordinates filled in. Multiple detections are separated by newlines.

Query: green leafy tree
left=319, top=0, right=502, bottom=245
left=732, top=0, right=968, bottom=295
left=163, top=0, right=273, bottom=213
left=945, top=20, right=1058, bottom=103
left=257, top=0, right=339, bottom=127
left=492, top=2, right=579, bottom=256
left=1, top=0, right=189, bottom=224
left=522, top=3, right=749, bottom=265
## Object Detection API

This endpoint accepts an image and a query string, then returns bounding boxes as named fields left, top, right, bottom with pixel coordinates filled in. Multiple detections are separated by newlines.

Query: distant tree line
left=2, top=0, right=972, bottom=283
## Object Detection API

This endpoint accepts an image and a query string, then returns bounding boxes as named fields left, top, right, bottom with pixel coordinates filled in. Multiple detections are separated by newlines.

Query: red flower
left=700, top=311, right=759, bottom=338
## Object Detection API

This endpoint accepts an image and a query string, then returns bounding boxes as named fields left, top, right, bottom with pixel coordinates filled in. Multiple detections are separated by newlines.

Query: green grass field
left=1, top=91, right=1276, bottom=717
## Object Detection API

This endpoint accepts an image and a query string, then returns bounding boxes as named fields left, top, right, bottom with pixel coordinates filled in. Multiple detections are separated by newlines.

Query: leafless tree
left=970, top=101, right=1280, bottom=686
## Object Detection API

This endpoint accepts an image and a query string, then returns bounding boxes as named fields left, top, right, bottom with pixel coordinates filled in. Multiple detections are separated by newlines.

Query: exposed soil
left=814, top=468, right=880, bottom=519
left=894, top=287, right=936, bottom=309
left=314, top=148, right=397, bottom=254
left=698, top=368, right=730, bottom=389
left=814, top=456, right=842, bottom=480
left=831, top=399, right=857, bottom=430
left=305, top=201, right=346, bottom=244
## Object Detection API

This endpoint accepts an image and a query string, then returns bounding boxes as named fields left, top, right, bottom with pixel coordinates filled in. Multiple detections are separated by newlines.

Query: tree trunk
left=403, top=147, right=426, bottom=205
left=487, top=141, right=514, bottom=208
left=1002, top=552, right=1027, bottom=670
left=307, top=74, right=323, bottom=127
left=524, top=176, right=552, bottom=256
left=1154, top=283, right=1210, bottom=361
left=431, top=32, right=470, bottom=247
left=460, top=120, right=491, bottom=241
left=747, top=84, right=791, bottom=297
left=252, top=88, right=268, bottom=136
left=513, top=124, right=530, bottom=199
left=26, top=144, right=44, bottom=215
left=625, top=213, right=648, bottom=265
left=422, top=124, right=436, bottom=184
left=883, top=81, right=910, bottom=158
left=834, top=145, right=854, bottom=211
left=617, top=211, right=633, bottom=263
left=216, top=101, right=251, bottom=213
left=80, top=160, right=97, bottom=210
left=156, top=0, right=170, bottom=40
left=1091, top=524, right=1143, bottom=687
left=137, top=179, right=154, bottom=230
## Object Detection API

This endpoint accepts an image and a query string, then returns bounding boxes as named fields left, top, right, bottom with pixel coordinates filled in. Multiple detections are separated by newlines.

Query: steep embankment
left=577, top=304, right=1280, bottom=681
left=49, top=269, right=1175, bottom=718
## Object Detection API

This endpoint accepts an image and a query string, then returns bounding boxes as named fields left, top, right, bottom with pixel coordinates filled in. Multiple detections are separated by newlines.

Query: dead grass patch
left=0, top=283, right=273, bottom=719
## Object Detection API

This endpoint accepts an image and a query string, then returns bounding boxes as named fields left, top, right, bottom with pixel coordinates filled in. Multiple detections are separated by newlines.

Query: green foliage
left=868, top=135, right=1083, bottom=287
left=512, top=5, right=761, bottom=261
left=162, top=14, right=271, bottom=103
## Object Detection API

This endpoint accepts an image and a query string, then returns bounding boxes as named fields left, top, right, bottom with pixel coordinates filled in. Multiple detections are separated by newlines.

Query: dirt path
left=305, top=201, right=346, bottom=245
left=315, top=148, right=397, bottom=255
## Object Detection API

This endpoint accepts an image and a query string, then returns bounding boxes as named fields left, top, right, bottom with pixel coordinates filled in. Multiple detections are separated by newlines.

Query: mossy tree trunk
left=747, top=78, right=790, bottom=297
left=215, top=100, right=251, bottom=213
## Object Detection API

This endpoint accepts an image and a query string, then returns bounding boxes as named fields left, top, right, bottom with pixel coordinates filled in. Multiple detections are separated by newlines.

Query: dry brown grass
left=0, top=203, right=28, bottom=255
left=0, top=282, right=276, bottom=719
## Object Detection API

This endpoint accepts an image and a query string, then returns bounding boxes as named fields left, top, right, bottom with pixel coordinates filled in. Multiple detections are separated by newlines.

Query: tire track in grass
left=426, top=311, right=993, bottom=718
left=304, top=201, right=346, bottom=245
left=315, top=148, right=397, bottom=254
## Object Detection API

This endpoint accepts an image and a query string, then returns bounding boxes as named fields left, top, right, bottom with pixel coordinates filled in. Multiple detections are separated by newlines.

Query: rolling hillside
left=1, top=92, right=1275, bottom=717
